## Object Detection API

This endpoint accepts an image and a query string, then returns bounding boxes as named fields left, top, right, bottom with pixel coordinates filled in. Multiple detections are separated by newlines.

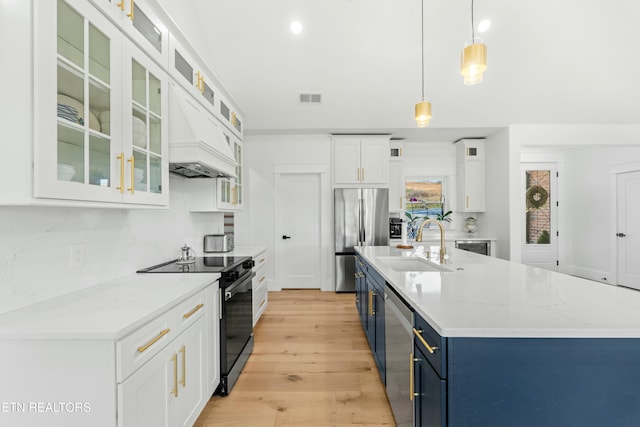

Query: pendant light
left=415, top=0, right=432, bottom=127
left=460, top=0, right=487, bottom=85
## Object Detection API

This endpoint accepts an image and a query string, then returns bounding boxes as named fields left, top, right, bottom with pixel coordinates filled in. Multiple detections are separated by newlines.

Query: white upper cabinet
left=333, top=135, right=390, bottom=186
left=121, top=41, right=169, bottom=205
left=169, top=34, right=217, bottom=115
left=390, top=139, right=404, bottom=161
left=455, top=139, right=485, bottom=212
left=33, top=0, right=168, bottom=206
left=218, top=94, right=244, bottom=139
left=187, top=133, right=243, bottom=212
left=90, top=0, right=169, bottom=67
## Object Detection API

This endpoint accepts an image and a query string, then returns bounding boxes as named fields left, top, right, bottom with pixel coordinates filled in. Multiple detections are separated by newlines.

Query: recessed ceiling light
left=290, top=21, right=303, bottom=35
left=477, top=19, right=491, bottom=33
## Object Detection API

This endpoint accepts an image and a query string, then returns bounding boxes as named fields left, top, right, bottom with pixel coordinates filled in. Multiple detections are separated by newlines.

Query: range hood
left=168, top=83, right=236, bottom=178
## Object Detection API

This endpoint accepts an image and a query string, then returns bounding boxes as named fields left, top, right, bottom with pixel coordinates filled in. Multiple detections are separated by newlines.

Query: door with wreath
left=521, top=163, right=558, bottom=271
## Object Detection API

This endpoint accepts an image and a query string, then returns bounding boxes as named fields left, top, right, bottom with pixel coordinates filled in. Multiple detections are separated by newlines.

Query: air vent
left=299, top=92, right=322, bottom=104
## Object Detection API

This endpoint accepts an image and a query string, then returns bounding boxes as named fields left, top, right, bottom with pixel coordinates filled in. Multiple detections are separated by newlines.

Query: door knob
left=282, top=235, right=291, bottom=240
left=616, top=233, right=626, bottom=237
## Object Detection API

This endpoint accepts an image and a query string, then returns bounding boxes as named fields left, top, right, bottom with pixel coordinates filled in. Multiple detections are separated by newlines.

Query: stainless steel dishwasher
left=384, top=284, right=413, bottom=427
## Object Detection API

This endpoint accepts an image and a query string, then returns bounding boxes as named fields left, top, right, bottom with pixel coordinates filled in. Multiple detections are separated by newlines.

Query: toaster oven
left=204, top=234, right=234, bottom=253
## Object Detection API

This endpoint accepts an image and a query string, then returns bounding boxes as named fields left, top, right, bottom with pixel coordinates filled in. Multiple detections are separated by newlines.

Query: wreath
left=526, top=185, right=548, bottom=209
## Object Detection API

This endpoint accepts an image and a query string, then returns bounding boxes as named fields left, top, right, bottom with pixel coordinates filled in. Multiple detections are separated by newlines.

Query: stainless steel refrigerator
left=334, top=188, right=389, bottom=292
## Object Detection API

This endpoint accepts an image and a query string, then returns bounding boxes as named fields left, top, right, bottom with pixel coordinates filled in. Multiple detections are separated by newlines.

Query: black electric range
left=137, top=255, right=255, bottom=396
left=137, top=256, right=254, bottom=287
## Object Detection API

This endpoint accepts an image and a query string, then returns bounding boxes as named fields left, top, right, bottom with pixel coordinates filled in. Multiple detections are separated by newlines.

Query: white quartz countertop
left=356, top=245, right=640, bottom=338
left=0, top=273, right=219, bottom=340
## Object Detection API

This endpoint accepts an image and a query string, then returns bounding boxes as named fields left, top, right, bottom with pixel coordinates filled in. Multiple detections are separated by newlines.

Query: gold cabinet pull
left=127, top=156, right=135, bottom=194
left=368, top=291, right=373, bottom=317
left=259, top=258, right=266, bottom=264
left=413, top=328, right=438, bottom=354
left=259, top=299, right=266, bottom=308
left=399, top=148, right=403, bottom=157
left=127, top=0, right=135, bottom=20
left=116, top=1, right=125, bottom=11
left=170, top=353, right=178, bottom=397
left=116, top=152, right=125, bottom=193
left=357, top=168, right=360, bottom=181
left=183, top=303, right=204, bottom=319
left=179, top=346, right=186, bottom=387
left=259, top=276, right=266, bottom=283
left=231, top=111, right=237, bottom=126
left=231, top=186, right=237, bottom=205
left=410, top=352, right=415, bottom=401
left=196, top=72, right=204, bottom=93
left=466, top=195, right=469, bottom=209
left=137, top=328, right=170, bottom=353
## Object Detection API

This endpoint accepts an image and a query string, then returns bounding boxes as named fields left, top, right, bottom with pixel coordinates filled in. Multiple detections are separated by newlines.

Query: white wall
left=508, top=124, right=640, bottom=282
left=0, top=176, right=224, bottom=315
left=563, top=146, right=640, bottom=283
left=484, top=128, right=511, bottom=260
left=234, top=134, right=332, bottom=291
left=508, top=124, right=640, bottom=262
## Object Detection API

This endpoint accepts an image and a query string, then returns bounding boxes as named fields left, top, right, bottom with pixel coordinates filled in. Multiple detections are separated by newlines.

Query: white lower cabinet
left=118, top=314, right=206, bottom=427
left=252, top=250, right=268, bottom=326
left=118, top=338, right=175, bottom=427
left=0, top=283, right=218, bottom=427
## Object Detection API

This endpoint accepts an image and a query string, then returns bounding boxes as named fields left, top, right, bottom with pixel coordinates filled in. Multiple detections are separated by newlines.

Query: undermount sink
left=377, top=256, right=451, bottom=272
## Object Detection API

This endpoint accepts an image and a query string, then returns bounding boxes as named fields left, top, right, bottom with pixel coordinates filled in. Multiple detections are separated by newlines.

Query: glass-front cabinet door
left=122, top=41, right=169, bottom=205
left=169, top=34, right=217, bottom=116
left=34, top=0, right=167, bottom=206
left=217, top=135, right=243, bottom=211
left=120, top=0, right=168, bottom=66
left=35, top=0, right=124, bottom=203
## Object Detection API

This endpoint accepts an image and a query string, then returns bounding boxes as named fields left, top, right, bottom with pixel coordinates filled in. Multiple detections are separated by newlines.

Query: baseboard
left=565, top=265, right=613, bottom=285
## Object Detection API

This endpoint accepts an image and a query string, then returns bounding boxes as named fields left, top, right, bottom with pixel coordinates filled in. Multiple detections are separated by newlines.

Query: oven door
left=220, top=272, right=254, bottom=376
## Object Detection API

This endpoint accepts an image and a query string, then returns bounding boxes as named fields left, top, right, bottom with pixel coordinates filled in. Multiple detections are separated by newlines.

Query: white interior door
left=521, top=163, right=558, bottom=271
left=617, top=170, right=640, bottom=290
left=276, top=173, right=321, bottom=289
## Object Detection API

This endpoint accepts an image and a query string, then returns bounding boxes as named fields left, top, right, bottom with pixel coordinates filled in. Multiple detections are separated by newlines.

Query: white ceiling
left=178, top=0, right=640, bottom=142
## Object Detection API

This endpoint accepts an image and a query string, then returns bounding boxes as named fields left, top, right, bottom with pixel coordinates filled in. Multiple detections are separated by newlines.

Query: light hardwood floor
left=194, top=289, right=396, bottom=427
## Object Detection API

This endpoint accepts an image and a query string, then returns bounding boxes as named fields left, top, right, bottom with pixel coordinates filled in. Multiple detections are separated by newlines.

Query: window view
left=404, top=177, right=451, bottom=224
left=525, top=170, right=551, bottom=244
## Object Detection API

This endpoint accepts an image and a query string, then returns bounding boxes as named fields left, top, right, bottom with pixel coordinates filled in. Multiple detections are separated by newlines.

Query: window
left=525, top=170, right=551, bottom=244
left=405, top=177, right=446, bottom=219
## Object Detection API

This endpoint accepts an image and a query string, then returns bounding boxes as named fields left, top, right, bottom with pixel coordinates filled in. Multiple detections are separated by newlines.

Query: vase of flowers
left=404, top=197, right=423, bottom=239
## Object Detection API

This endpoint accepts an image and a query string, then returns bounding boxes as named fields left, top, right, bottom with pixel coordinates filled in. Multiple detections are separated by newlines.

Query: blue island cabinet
left=355, top=255, right=385, bottom=384
left=413, top=312, right=447, bottom=427
left=414, top=310, right=640, bottom=427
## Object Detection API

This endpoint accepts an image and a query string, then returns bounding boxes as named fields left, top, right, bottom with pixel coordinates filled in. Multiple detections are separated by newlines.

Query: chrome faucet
left=415, top=219, right=446, bottom=264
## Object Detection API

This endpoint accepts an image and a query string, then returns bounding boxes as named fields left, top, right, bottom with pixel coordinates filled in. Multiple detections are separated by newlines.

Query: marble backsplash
left=0, top=176, right=224, bottom=315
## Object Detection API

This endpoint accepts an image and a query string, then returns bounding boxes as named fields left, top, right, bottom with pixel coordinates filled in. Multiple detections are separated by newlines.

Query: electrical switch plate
left=70, top=244, right=85, bottom=269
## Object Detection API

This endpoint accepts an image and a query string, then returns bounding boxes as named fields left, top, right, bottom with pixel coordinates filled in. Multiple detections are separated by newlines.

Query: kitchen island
left=356, top=245, right=640, bottom=427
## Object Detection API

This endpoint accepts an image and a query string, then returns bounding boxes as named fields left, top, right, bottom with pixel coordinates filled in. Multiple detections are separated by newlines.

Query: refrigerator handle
left=359, top=196, right=365, bottom=244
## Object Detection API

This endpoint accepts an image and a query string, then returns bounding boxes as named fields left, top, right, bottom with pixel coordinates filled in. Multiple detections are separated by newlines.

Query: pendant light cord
left=471, top=0, right=475, bottom=42
left=421, top=0, right=424, bottom=100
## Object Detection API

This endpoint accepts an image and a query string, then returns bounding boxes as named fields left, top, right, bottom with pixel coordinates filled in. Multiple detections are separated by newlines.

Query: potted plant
left=404, top=197, right=423, bottom=239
